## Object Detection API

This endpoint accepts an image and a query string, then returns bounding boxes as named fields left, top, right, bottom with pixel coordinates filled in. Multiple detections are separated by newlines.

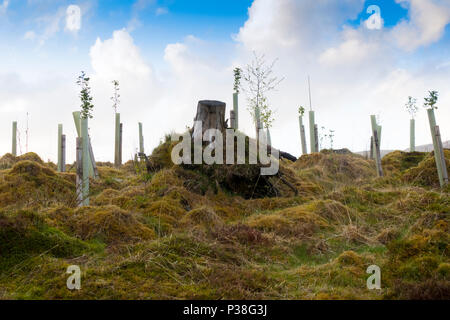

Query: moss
left=53, top=205, right=155, bottom=244
left=0, top=153, right=16, bottom=169
left=16, top=152, right=44, bottom=164
left=0, top=161, right=75, bottom=207
left=336, top=251, right=364, bottom=267
left=382, top=151, right=427, bottom=175
left=146, top=199, right=186, bottom=219
left=0, top=209, right=100, bottom=270
left=181, top=207, right=223, bottom=229
left=403, top=150, right=450, bottom=188
left=247, top=206, right=327, bottom=237
left=376, top=228, right=401, bottom=245
left=293, top=151, right=376, bottom=184
left=302, top=199, right=353, bottom=224
left=437, top=262, right=450, bottom=277
left=148, top=140, right=178, bottom=171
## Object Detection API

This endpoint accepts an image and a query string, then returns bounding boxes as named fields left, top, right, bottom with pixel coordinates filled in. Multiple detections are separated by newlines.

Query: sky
left=0, top=0, right=450, bottom=163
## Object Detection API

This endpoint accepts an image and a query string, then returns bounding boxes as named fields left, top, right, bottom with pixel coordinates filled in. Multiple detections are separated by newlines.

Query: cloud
left=88, top=29, right=163, bottom=161
left=236, top=0, right=365, bottom=52
left=232, top=0, right=450, bottom=155
left=2, top=0, right=450, bottom=163
left=390, top=0, right=450, bottom=51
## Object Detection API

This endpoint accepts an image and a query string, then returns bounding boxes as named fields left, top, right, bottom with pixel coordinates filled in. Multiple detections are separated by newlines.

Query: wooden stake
left=373, top=130, right=383, bottom=177
left=314, top=124, right=319, bottom=153
left=370, top=137, right=374, bottom=160
left=12, top=121, right=17, bottom=156
left=88, top=137, right=99, bottom=179
left=435, top=126, right=448, bottom=187
left=370, top=115, right=377, bottom=159
left=76, top=137, right=83, bottom=207
left=61, top=134, right=66, bottom=172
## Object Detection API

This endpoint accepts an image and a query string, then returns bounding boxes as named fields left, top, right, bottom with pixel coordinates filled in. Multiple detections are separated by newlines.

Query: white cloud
left=89, top=29, right=163, bottom=161
left=232, top=0, right=450, bottom=155
left=391, top=0, right=450, bottom=51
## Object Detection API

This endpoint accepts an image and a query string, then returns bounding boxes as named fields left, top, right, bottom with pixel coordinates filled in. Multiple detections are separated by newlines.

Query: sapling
left=77, top=71, right=94, bottom=119
left=242, top=52, right=283, bottom=144
left=405, top=96, right=418, bottom=152
left=76, top=71, right=95, bottom=204
left=327, top=129, right=335, bottom=150
left=111, top=80, right=120, bottom=114
left=111, top=80, right=122, bottom=167
left=233, top=67, right=242, bottom=130
left=233, top=68, right=242, bottom=94
left=424, top=90, right=438, bottom=110
left=319, top=126, right=326, bottom=151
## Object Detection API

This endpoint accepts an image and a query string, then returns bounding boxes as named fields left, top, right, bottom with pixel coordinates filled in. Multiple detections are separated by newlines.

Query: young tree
left=233, top=67, right=242, bottom=94
left=405, top=96, right=418, bottom=118
left=298, top=106, right=305, bottom=118
left=242, top=52, right=284, bottom=143
left=327, top=129, right=335, bottom=150
left=424, top=90, right=439, bottom=110
left=111, top=80, right=120, bottom=114
left=77, top=71, right=94, bottom=119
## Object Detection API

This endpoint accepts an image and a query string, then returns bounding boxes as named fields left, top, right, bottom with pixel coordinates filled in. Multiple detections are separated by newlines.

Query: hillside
left=356, top=141, right=450, bottom=158
left=0, top=146, right=448, bottom=300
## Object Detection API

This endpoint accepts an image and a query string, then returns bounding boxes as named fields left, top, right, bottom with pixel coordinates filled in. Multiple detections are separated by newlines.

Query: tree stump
left=192, top=100, right=226, bottom=141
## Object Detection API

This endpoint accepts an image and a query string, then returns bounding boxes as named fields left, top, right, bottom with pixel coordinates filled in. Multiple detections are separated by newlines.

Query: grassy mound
left=384, top=218, right=449, bottom=299
left=49, top=205, right=155, bottom=244
left=0, top=209, right=98, bottom=270
left=0, top=145, right=448, bottom=300
left=403, top=150, right=450, bottom=188
left=292, top=151, right=376, bottom=188
left=382, top=151, right=427, bottom=175
left=0, top=160, right=75, bottom=208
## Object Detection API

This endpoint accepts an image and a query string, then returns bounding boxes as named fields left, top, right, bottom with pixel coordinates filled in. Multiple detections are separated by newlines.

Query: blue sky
left=349, top=0, right=409, bottom=27
left=1, top=0, right=450, bottom=161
